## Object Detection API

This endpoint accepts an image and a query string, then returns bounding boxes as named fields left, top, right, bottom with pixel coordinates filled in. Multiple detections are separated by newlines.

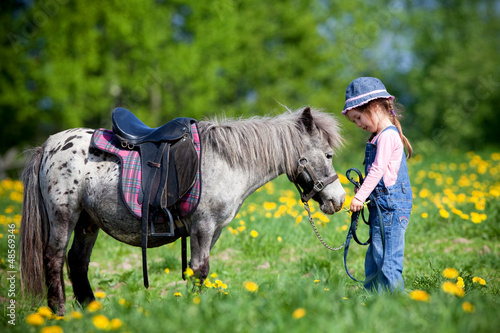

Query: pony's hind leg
left=43, top=208, right=78, bottom=315
left=68, top=210, right=100, bottom=307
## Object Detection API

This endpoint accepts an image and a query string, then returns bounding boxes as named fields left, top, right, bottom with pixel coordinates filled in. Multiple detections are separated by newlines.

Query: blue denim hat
left=342, top=77, right=394, bottom=114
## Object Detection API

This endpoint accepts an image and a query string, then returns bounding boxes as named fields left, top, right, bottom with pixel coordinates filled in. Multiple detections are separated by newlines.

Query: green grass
left=1, top=149, right=499, bottom=332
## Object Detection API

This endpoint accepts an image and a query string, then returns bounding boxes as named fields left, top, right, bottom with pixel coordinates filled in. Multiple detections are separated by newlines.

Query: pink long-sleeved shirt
left=354, top=128, right=404, bottom=203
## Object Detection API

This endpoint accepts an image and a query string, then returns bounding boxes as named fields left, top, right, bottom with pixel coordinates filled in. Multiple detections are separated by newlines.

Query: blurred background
left=1, top=0, right=499, bottom=177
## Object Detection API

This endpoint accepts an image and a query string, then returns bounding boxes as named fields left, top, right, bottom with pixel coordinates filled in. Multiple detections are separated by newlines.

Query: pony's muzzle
left=317, top=181, right=346, bottom=214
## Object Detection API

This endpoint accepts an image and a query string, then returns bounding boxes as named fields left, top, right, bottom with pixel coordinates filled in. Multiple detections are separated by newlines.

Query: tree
left=1, top=0, right=498, bottom=160
left=0, top=0, right=350, bottom=154
left=400, top=0, right=500, bottom=152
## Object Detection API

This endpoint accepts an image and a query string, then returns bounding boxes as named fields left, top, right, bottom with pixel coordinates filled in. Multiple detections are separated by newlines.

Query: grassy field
left=1, top=149, right=499, bottom=332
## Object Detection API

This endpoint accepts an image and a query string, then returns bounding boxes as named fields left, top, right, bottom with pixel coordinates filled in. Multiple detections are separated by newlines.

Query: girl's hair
left=358, top=98, right=413, bottom=158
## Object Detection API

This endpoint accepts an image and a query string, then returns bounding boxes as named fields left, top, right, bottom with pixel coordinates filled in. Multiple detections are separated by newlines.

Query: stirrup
left=150, top=208, right=175, bottom=237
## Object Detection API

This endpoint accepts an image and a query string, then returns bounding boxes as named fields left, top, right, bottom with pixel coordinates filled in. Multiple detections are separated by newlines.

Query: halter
left=290, top=157, right=339, bottom=203
left=290, top=157, right=344, bottom=251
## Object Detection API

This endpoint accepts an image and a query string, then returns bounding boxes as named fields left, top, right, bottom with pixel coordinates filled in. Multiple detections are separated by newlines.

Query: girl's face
left=345, top=108, right=377, bottom=133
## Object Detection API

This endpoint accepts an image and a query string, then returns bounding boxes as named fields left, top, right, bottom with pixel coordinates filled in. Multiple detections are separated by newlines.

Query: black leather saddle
left=111, top=107, right=199, bottom=288
left=112, top=107, right=193, bottom=146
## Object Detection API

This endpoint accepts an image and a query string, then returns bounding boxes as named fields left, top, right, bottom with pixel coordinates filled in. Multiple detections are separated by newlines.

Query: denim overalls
left=364, top=126, right=413, bottom=292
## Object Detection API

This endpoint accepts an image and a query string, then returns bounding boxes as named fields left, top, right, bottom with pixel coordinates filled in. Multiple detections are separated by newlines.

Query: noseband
left=290, top=157, right=339, bottom=203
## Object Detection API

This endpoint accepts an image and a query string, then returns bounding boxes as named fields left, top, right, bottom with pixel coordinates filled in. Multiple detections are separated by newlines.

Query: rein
left=343, top=168, right=385, bottom=283
left=290, top=157, right=385, bottom=283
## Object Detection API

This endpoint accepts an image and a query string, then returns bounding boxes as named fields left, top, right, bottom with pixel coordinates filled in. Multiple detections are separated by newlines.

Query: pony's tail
left=20, top=145, right=47, bottom=300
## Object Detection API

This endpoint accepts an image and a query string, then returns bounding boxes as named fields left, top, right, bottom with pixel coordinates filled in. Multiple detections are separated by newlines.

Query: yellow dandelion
left=442, top=268, right=459, bottom=279
left=250, top=230, right=258, bottom=238
left=439, top=209, right=450, bottom=218
left=26, top=313, right=45, bottom=326
left=337, top=224, right=348, bottom=232
left=10, top=191, right=23, bottom=202
left=263, top=202, right=277, bottom=210
left=472, top=277, right=486, bottom=285
left=94, top=291, right=106, bottom=299
left=419, top=188, right=430, bottom=198
left=456, top=277, right=465, bottom=289
left=69, top=311, right=83, bottom=319
left=421, top=212, right=428, bottom=218
left=243, top=281, right=259, bottom=292
left=314, top=279, right=320, bottom=283
left=295, top=215, right=303, bottom=224
left=193, top=296, right=201, bottom=305
left=277, top=236, right=282, bottom=242
left=292, top=308, right=306, bottom=319
left=475, top=200, right=485, bottom=210
left=210, top=272, right=218, bottom=278
left=164, top=268, right=170, bottom=274
left=118, top=298, right=130, bottom=307
left=109, top=318, right=123, bottom=330
left=470, top=212, right=484, bottom=224
left=41, top=325, right=63, bottom=333
left=442, top=281, right=465, bottom=297
left=37, top=306, right=53, bottom=318
left=174, top=292, right=182, bottom=297
left=92, top=314, right=110, bottom=330
left=204, top=279, right=213, bottom=288
left=87, top=300, right=103, bottom=312
left=228, top=226, right=239, bottom=235
left=409, top=290, right=430, bottom=302
left=462, top=301, right=476, bottom=313
left=184, top=267, right=194, bottom=278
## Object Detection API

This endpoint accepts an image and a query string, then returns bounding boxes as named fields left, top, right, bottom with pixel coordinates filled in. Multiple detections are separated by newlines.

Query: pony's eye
left=325, top=153, right=333, bottom=160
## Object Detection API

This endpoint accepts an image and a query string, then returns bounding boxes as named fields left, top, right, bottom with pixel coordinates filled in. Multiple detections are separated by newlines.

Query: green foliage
left=1, top=0, right=499, bottom=163
left=402, top=0, right=500, bottom=152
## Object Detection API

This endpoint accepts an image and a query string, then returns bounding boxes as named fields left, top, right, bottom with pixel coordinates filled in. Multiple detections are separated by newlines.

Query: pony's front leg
left=189, top=222, right=215, bottom=287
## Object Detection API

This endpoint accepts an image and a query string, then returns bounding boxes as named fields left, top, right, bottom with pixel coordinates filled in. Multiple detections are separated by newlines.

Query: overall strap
left=373, top=125, right=398, bottom=145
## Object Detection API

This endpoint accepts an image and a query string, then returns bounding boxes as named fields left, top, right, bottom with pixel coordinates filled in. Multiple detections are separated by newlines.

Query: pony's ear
left=299, top=107, right=315, bottom=133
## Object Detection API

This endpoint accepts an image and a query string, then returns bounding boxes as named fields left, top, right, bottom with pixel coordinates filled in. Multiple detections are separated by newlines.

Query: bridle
left=289, top=157, right=344, bottom=251
left=289, top=157, right=339, bottom=203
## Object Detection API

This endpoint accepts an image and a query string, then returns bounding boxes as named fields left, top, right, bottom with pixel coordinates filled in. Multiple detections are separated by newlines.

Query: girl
left=342, top=77, right=413, bottom=293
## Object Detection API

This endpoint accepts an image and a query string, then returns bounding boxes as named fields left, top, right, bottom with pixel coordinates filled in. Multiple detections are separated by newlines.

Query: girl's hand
left=350, top=197, right=364, bottom=212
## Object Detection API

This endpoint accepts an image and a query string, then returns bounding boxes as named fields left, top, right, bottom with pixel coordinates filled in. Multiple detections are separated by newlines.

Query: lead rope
left=304, top=201, right=345, bottom=251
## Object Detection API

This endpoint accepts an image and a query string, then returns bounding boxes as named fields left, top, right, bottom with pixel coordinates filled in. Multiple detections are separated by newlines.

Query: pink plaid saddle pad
left=91, top=124, right=201, bottom=219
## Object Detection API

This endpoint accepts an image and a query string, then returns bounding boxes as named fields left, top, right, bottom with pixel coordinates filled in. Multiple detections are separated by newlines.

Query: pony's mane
left=198, top=107, right=343, bottom=175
